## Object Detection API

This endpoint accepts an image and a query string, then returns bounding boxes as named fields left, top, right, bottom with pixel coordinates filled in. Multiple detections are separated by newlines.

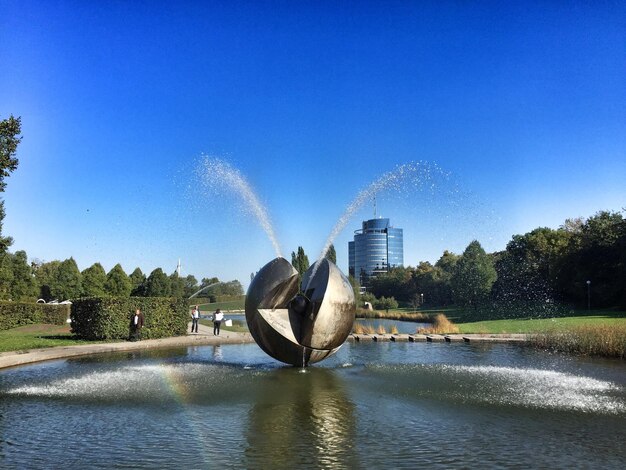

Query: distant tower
left=348, top=217, right=403, bottom=287
left=176, top=259, right=181, bottom=276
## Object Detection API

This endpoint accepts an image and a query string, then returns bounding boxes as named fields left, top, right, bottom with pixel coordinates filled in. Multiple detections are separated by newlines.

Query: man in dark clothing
left=129, top=308, right=144, bottom=341
left=213, top=308, right=224, bottom=336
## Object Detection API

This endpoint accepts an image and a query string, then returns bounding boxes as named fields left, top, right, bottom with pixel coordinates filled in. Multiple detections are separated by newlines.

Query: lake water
left=1, top=342, right=624, bottom=468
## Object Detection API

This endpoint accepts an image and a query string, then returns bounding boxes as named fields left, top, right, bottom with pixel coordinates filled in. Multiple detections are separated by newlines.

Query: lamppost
left=586, top=280, right=591, bottom=310
left=420, top=293, right=424, bottom=306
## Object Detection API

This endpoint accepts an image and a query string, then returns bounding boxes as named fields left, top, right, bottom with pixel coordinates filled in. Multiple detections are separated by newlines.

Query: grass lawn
left=370, top=306, right=626, bottom=334
left=457, top=315, right=626, bottom=334
left=0, top=324, right=101, bottom=353
left=195, top=299, right=245, bottom=312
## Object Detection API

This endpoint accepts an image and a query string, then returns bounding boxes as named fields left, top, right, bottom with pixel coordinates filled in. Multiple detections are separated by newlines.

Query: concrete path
left=0, top=322, right=254, bottom=370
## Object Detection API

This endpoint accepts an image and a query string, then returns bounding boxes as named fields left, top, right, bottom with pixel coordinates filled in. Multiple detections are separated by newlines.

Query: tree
left=348, top=275, right=362, bottom=307
left=183, top=274, right=199, bottom=297
left=105, top=264, right=132, bottom=296
left=81, top=263, right=107, bottom=297
left=291, top=246, right=309, bottom=288
left=0, top=252, right=14, bottom=299
left=169, top=272, right=186, bottom=298
left=492, top=227, right=570, bottom=303
left=33, top=260, right=61, bottom=301
left=451, top=241, right=497, bottom=308
left=374, top=296, right=399, bottom=312
left=10, top=250, right=36, bottom=300
left=54, top=257, right=82, bottom=300
left=565, top=211, right=625, bottom=307
left=144, top=268, right=171, bottom=297
left=325, top=244, right=337, bottom=264
left=0, top=115, right=22, bottom=252
left=370, top=267, right=412, bottom=300
left=129, top=267, right=146, bottom=296
left=214, top=280, right=244, bottom=296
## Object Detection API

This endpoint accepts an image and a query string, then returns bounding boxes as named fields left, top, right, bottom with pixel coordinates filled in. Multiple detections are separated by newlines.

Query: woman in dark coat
left=129, top=308, right=144, bottom=341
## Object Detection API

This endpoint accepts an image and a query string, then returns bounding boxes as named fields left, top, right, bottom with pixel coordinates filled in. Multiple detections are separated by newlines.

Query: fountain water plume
left=196, top=156, right=282, bottom=258
left=308, top=161, right=448, bottom=287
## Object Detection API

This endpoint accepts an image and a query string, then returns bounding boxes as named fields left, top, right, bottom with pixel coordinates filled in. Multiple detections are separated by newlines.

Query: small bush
left=417, top=314, right=460, bottom=334
left=0, top=301, right=69, bottom=331
left=71, top=297, right=188, bottom=340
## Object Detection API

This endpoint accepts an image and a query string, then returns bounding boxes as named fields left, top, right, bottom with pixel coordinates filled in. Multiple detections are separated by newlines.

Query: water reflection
left=0, top=343, right=625, bottom=469
left=244, top=367, right=358, bottom=469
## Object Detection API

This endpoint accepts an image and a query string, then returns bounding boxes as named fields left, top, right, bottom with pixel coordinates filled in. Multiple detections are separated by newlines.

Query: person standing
left=213, top=308, right=224, bottom=336
left=129, top=308, right=144, bottom=341
left=191, top=305, right=200, bottom=333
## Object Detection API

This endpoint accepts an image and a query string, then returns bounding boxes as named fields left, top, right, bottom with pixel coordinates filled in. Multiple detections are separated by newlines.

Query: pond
left=205, top=314, right=428, bottom=334
left=0, top=342, right=624, bottom=468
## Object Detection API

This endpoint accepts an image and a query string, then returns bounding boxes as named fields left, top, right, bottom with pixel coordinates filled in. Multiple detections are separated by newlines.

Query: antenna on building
left=176, top=258, right=181, bottom=276
left=373, top=195, right=377, bottom=218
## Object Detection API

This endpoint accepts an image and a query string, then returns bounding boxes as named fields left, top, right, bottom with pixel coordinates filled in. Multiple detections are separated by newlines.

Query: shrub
left=417, top=314, right=460, bottom=334
left=0, top=301, right=69, bottom=330
left=71, top=297, right=188, bottom=340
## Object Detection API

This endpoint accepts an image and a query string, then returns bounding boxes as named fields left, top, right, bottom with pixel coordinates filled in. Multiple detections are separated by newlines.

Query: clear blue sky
left=1, top=1, right=624, bottom=287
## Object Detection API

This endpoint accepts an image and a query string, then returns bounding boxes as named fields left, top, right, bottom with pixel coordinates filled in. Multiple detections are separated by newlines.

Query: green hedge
left=71, top=297, right=188, bottom=340
left=0, top=301, right=70, bottom=331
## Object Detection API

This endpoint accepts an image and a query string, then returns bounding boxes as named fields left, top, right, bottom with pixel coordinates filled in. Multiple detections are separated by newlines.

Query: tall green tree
left=144, top=268, right=171, bottom=297
left=105, top=264, right=132, bottom=296
left=10, top=250, right=36, bottom=300
left=0, top=252, right=14, bottom=299
left=493, top=227, right=570, bottom=303
left=81, top=262, right=107, bottom=297
left=169, top=272, right=185, bottom=298
left=33, top=260, right=61, bottom=301
left=129, top=267, right=146, bottom=296
left=54, top=257, right=82, bottom=300
left=560, top=211, right=625, bottom=307
left=0, top=115, right=22, bottom=252
left=370, top=266, right=412, bottom=300
left=291, top=246, right=309, bottom=288
left=183, top=274, right=198, bottom=297
left=325, top=244, right=337, bottom=264
left=451, top=240, right=497, bottom=308
left=348, top=275, right=362, bottom=307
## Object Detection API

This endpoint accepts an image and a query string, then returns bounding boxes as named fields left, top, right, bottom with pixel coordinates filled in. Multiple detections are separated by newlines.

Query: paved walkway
left=0, top=322, right=254, bottom=370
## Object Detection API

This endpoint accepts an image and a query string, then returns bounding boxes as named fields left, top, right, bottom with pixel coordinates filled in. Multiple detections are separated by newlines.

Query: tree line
left=368, top=210, right=626, bottom=310
left=0, top=254, right=244, bottom=302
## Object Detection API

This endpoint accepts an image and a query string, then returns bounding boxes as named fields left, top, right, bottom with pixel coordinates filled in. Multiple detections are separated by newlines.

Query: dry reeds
left=353, top=323, right=377, bottom=334
left=416, top=314, right=460, bottom=334
left=357, top=309, right=432, bottom=323
left=352, top=323, right=400, bottom=335
left=531, top=324, right=626, bottom=359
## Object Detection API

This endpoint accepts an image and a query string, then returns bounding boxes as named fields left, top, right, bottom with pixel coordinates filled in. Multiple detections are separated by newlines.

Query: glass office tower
left=348, top=218, right=403, bottom=287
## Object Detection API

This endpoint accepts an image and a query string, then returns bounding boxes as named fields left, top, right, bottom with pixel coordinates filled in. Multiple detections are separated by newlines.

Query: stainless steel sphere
left=245, top=257, right=356, bottom=366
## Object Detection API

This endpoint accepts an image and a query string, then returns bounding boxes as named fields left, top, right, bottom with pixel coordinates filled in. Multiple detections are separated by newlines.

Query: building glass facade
left=348, top=218, right=403, bottom=287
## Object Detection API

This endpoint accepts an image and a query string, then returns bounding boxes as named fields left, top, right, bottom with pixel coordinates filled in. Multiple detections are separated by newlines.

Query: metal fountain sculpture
left=245, top=257, right=356, bottom=366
